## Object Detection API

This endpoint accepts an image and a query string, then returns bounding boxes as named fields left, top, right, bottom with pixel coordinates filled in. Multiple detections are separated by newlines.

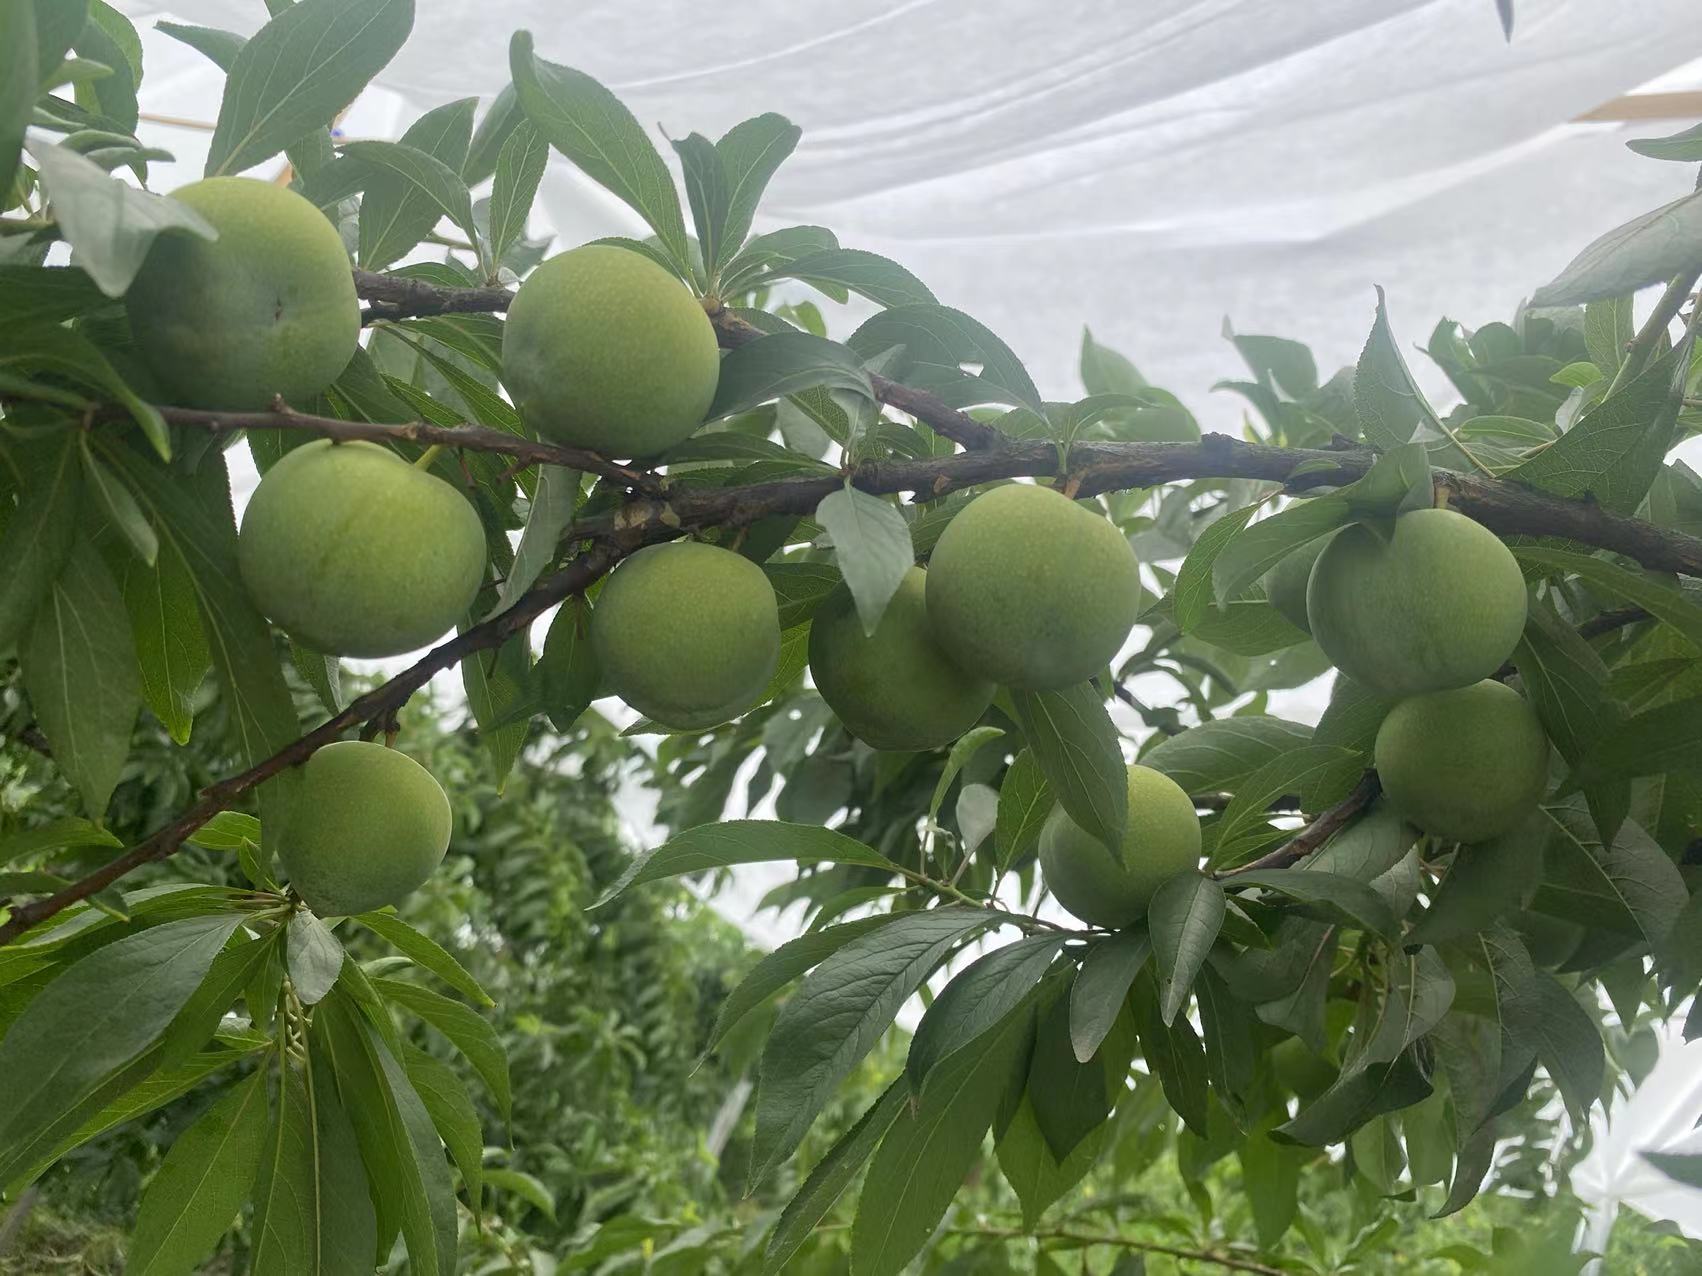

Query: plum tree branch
left=96, top=399, right=664, bottom=492
left=0, top=540, right=637, bottom=947
left=6, top=274, right=1697, bottom=942
left=350, top=271, right=1702, bottom=572
left=1219, top=771, right=1384, bottom=877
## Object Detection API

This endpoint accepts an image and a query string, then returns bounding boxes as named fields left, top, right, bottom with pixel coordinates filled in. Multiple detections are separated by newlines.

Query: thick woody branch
left=0, top=541, right=636, bottom=947
left=355, top=267, right=514, bottom=323
left=1220, top=772, right=1384, bottom=877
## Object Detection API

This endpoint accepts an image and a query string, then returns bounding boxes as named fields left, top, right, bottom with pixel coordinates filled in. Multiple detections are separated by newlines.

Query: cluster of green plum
left=123, top=176, right=1549, bottom=939
left=1268, top=507, right=1548, bottom=844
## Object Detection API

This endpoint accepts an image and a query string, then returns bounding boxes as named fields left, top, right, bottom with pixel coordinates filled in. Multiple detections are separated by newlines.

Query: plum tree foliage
left=2, top=0, right=1702, bottom=1273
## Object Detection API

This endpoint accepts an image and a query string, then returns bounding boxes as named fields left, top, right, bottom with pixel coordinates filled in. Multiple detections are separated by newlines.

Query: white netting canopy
left=116, top=0, right=1702, bottom=414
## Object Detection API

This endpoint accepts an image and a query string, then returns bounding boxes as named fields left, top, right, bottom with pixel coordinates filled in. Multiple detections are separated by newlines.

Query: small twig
left=938, top=1223, right=1284, bottom=1276
left=73, top=399, right=661, bottom=494
left=1218, top=771, right=1382, bottom=876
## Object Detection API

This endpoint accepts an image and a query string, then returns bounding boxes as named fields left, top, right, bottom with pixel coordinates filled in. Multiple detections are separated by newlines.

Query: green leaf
left=815, top=486, right=914, bottom=636
left=1208, top=746, right=1362, bottom=867
left=1080, top=326, right=1146, bottom=395
left=706, top=113, right=800, bottom=277
left=494, top=463, right=577, bottom=616
left=671, top=131, right=726, bottom=287
left=1148, top=873, right=1225, bottom=1024
left=708, top=331, right=874, bottom=421
left=1575, top=692, right=1702, bottom=785
left=595, top=820, right=896, bottom=907
left=995, top=749, right=1052, bottom=873
left=127, top=1070, right=268, bottom=1276
left=928, top=725, right=1006, bottom=819
left=1069, top=928, right=1150, bottom=1062
left=399, top=1041, right=483, bottom=1216
left=1507, top=336, right=1692, bottom=513
left=71, top=1, right=139, bottom=133
left=459, top=631, right=528, bottom=787
left=0, top=0, right=37, bottom=203
left=850, top=1003, right=1033, bottom=1276
left=1131, top=971, right=1209, bottom=1135
left=763, top=561, right=841, bottom=629
left=206, top=0, right=414, bottom=179
left=848, top=303, right=1043, bottom=412
left=0, top=913, right=243, bottom=1183
left=709, top=914, right=900, bottom=1054
left=21, top=542, right=140, bottom=816
left=463, top=83, right=519, bottom=186
left=373, top=977, right=511, bottom=1124
left=536, top=594, right=599, bottom=732
left=286, top=912, right=343, bottom=1005
left=1513, top=545, right=1702, bottom=649
left=1514, top=599, right=1620, bottom=768
left=1531, top=807, right=1686, bottom=944
left=316, top=994, right=457, bottom=1276
left=0, top=816, right=119, bottom=868
left=1509, top=971, right=1603, bottom=1123
left=1627, top=119, right=1702, bottom=163
left=487, top=120, right=548, bottom=268
left=1173, top=504, right=1259, bottom=630
left=481, top=1167, right=555, bottom=1221
left=354, top=97, right=477, bottom=271
left=1646, top=1150, right=1702, bottom=1188
left=508, top=29, right=688, bottom=272
left=155, top=20, right=245, bottom=70
left=1010, top=683, right=1127, bottom=857
left=1141, top=715, right=1314, bottom=794
left=748, top=906, right=999, bottom=1185
left=248, top=1067, right=320, bottom=1276
left=119, top=537, right=209, bottom=746
left=1209, top=498, right=1353, bottom=607
left=0, top=264, right=111, bottom=333
left=1229, top=867, right=1399, bottom=936
left=183, top=811, right=261, bottom=854
left=353, top=911, right=493, bottom=1007
left=343, top=137, right=481, bottom=270
left=0, top=431, right=83, bottom=653
left=1239, top=1116, right=1301, bottom=1249
left=2, top=318, right=169, bottom=455
left=1357, top=287, right=1446, bottom=450
left=996, top=1090, right=1108, bottom=1233
left=907, top=932, right=1065, bottom=1089
left=105, top=448, right=300, bottom=856
left=1530, top=188, right=1702, bottom=306
left=1406, top=818, right=1541, bottom=947
left=754, top=248, right=936, bottom=309
left=763, top=1080, right=906, bottom=1276
left=82, top=444, right=156, bottom=564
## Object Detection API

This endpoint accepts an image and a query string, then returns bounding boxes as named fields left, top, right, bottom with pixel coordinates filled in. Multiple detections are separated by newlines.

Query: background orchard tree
left=4, top=1, right=1702, bottom=1274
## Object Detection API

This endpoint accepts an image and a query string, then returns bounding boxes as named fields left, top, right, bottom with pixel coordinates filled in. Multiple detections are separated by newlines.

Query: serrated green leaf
left=815, top=486, right=913, bottom=636
left=354, top=911, right=492, bottom=1007
left=848, top=303, right=1042, bottom=412
left=1011, top=683, right=1127, bottom=857
left=907, top=932, right=1064, bottom=1090
left=355, top=98, right=476, bottom=271
left=1531, top=188, right=1702, bottom=306
left=373, top=977, right=510, bottom=1124
left=487, top=119, right=548, bottom=268
left=1149, top=873, right=1225, bottom=1024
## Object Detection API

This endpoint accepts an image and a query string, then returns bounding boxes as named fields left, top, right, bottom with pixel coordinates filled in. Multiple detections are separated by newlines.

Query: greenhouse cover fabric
left=119, top=0, right=1702, bottom=417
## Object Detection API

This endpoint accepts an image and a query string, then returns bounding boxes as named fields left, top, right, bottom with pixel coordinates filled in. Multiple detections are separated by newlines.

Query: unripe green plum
left=1374, top=680, right=1549, bottom=843
left=501, top=243, right=720, bottom=458
left=808, top=566, right=994, bottom=751
left=592, top=541, right=780, bottom=729
left=1307, top=508, right=1526, bottom=695
left=1270, top=1037, right=1336, bottom=1099
left=279, top=741, right=452, bottom=916
left=127, top=177, right=358, bottom=410
left=925, top=484, right=1140, bottom=689
left=1263, top=534, right=1332, bottom=634
left=1038, top=764, right=1201, bottom=927
left=238, top=440, right=487, bottom=658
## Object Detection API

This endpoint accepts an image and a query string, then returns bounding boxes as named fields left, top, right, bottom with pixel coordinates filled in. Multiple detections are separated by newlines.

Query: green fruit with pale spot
left=1307, top=508, right=1526, bottom=695
left=1038, top=764, right=1201, bottom=928
left=238, top=440, right=487, bottom=658
left=1374, top=679, right=1549, bottom=843
left=1264, top=534, right=1332, bottom=635
left=1270, top=1037, right=1337, bottom=1099
left=808, top=566, right=994, bottom=751
left=501, top=243, right=720, bottom=458
left=926, top=484, right=1140, bottom=689
left=592, top=541, right=780, bottom=729
left=127, top=177, right=359, bottom=410
left=279, top=741, right=452, bottom=917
